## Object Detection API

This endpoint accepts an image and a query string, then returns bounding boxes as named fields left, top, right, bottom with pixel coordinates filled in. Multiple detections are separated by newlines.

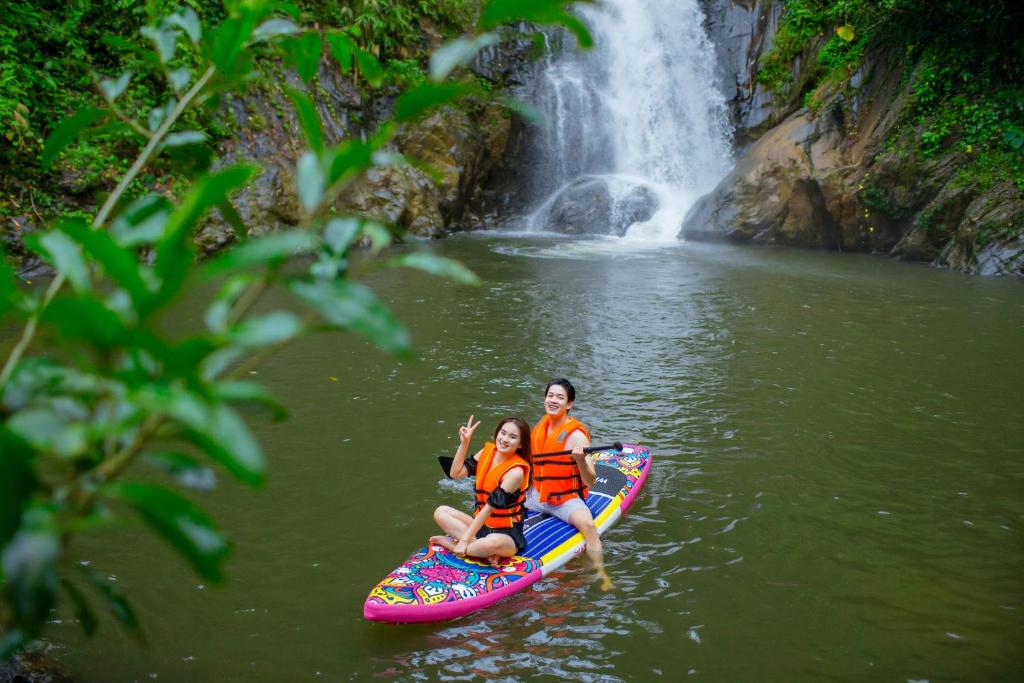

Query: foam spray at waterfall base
left=521, top=0, right=733, bottom=243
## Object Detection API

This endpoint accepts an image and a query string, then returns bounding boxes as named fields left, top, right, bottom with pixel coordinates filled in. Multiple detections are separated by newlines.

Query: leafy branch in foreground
left=0, top=0, right=591, bottom=659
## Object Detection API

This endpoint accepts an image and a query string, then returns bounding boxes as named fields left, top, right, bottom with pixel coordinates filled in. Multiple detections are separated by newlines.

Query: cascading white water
left=524, top=0, right=733, bottom=242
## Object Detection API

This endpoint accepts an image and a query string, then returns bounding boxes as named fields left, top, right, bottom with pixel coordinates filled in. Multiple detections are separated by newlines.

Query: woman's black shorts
left=476, top=524, right=528, bottom=555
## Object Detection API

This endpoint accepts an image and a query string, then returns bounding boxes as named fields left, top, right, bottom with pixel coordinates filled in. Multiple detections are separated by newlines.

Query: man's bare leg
left=568, top=508, right=613, bottom=591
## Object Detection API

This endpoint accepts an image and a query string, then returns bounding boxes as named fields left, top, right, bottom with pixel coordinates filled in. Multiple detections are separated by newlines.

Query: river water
left=50, top=234, right=1023, bottom=681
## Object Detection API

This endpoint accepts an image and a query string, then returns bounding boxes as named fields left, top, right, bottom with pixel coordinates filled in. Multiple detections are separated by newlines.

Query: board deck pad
left=364, top=444, right=651, bottom=623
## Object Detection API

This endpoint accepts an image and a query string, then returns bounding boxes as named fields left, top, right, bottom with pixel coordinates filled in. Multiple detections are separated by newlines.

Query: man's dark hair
left=545, top=378, right=576, bottom=404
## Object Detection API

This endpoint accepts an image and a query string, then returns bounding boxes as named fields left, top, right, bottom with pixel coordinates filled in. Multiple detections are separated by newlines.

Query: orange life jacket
left=530, top=415, right=591, bottom=504
left=473, top=442, right=530, bottom=529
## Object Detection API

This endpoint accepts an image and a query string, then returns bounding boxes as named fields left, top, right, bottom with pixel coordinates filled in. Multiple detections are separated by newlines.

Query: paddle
left=438, top=442, right=623, bottom=477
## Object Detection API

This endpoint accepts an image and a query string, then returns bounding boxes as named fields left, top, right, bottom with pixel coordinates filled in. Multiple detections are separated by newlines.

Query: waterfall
left=522, top=0, right=733, bottom=242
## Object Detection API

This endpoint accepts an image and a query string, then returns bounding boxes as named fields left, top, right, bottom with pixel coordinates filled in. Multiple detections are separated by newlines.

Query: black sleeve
left=487, top=486, right=519, bottom=509
left=464, top=456, right=477, bottom=476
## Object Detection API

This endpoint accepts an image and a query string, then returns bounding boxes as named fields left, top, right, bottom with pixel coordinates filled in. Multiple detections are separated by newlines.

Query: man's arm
left=567, top=429, right=597, bottom=487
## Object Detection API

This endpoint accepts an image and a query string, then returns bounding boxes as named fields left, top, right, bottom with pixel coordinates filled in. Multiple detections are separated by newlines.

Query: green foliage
left=757, top=0, right=1024, bottom=190
left=0, top=0, right=590, bottom=656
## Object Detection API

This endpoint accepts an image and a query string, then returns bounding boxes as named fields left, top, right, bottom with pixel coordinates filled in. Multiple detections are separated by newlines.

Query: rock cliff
left=689, top=0, right=1024, bottom=276
left=196, top=55, right=514, bottom=253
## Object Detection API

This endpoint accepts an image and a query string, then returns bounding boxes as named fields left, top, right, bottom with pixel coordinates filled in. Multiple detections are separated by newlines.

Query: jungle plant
left=0, top=0, right=592, bottom=659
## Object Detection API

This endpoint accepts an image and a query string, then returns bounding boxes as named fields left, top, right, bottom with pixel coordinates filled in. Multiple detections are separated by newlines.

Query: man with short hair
left=527, top=378, right=612, bottom=590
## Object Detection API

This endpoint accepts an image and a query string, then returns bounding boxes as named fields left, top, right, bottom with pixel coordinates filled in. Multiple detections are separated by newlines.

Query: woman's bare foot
left=487, top=554, right=504, bottom=568
left=429, top=535, right=456, bottom=552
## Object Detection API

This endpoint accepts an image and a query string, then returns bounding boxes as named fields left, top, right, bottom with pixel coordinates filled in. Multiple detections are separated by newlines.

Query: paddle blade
left=438, top=456, right=454, bottom=478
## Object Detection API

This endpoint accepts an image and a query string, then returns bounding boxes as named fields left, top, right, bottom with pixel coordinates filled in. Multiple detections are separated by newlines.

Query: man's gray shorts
left=524, top=486, right=590, bottom=523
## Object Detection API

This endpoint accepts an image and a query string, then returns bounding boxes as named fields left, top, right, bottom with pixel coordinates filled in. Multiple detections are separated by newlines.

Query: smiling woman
left=430, top=415, right=533, bottom=561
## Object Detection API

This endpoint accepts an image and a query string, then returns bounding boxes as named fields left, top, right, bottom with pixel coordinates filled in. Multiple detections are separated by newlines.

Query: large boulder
left=681, top=108, right=844, bottom=247
left=338, top=165, right=445, bottom=237
left=540, top=177, right=658, bottom=236
left=397, top=102, right=511, bottom=228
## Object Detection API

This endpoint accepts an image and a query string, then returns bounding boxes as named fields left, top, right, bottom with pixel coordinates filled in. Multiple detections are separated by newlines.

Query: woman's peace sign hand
left=458, top=415, right=481, bottom=447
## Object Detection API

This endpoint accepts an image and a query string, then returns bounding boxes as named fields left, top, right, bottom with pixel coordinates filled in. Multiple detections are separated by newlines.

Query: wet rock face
left=199, top=56, right=515, bottom=251
left=541, top=177, right=657, bottom=236
left=688, top=2, right=1024, bottom=276
left=681, top=107, right=844, bottom=248
left=701, top=0, right=783, bottom=135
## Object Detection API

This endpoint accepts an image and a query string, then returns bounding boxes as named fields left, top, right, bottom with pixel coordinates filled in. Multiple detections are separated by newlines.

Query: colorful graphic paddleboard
left=364, top=444, right=652, bottom=623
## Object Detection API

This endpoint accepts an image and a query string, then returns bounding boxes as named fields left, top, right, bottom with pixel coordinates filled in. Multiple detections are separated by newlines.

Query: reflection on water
left=53, top=235, right=1024, bottom=681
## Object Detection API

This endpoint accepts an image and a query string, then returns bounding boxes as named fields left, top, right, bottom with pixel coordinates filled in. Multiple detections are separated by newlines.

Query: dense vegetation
left=0, top=0, right=590, bottom=661
left=756, top=0, right=1024, bottom=190
left=0, top=0, right=477, bottom=231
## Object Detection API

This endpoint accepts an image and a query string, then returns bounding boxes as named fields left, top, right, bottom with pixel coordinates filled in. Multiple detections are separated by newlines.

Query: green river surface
left=49, top=233, right=1023, bottom=681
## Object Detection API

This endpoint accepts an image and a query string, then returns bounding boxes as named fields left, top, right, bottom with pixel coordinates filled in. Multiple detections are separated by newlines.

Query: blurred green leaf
left=361, top=220, right=392, bottom=254
left=254, top=17, right=299, bottom=41
left=60, top=219, right=151, bottom=308
left=101, top=33, right=161, bottom=67
left=286, top=88, right=325, bottom=155
left=327, top=138, right=375, bottom=186
left=23, top=230, right=91, bottom=293
left=325, top=32, right=353, bottom=73
left=0, top=251, right=20, bottom=317
left=143, top=451, right=217, bottom=491
left=2, top=360, right=110, bottom=411
left=211, top=380, right=288, bottom=421
left=99, top=71, right=132, bottom=102
left=217, top=201, right=248, bottom=241
left=41, top=108, right=107, bottom=170
left=163, top=140, right=215, bottom=176
left=296, top=31, right=322, bottom=83
left=498, top=95, right=544, bottom=126
left=200, top=347, right=246, bottom=382
left=41, top=294, right=129, bottom=348
left=61, top=578, right=98, bottom=637
left=148, top=98, right=176, bottom=133
left=0, top=428, right=35, bottom=548
left=133, top=333, right=218, bottom=384
left=0, top=629, right=27, bottom=660
left=290, top=280, right=412, bottom=358
left=154, top=165, right=257, bottom=310
left=296, top=152, right=325, bottom=212
left=1, top=505, right=60, bottom=631
left=209, top=15, right=258, bottom=74
left=228, top=312, right=303, bottom=347
left=141, top=25, right=178, bottom=64
left=205, top=231, right=318, bottom=274
left=168, top=66, right=191, bottom=93
left=394, top=82, right=476, bottom=122
left=105, top=482, right=230, bottom=582
left=387, top=252, right=481, bottom=286
left=355, top=46, right=384, bottom=86
left=204, top=275, right=254, bottom=333
left=135, top=386, right=265, bottom=486
left=166, top=8, right=202, bottom=44
left=7, top=406, right=89, bottom=459
left=323, top=217, right=360, bottom=255
left=163, top=131, right=207, bottom=148
left=309, top=253, right=343, bottom=280
left=77, top=563, right=141, bottom=635
left=277, top=2, right=301, bottom=21
left=111, top=194, right=172, bottom=248
left=430, top=34, right=499, bottom=81
left=554, top=12, right=593, bottom=49
left=479, top=0, right=593, bottom=48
